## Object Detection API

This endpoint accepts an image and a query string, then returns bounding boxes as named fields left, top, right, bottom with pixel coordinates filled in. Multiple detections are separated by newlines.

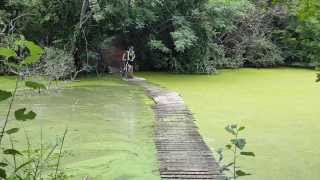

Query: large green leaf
left=15, top=40, right=44, bottom=64
left=0, top=90, right=12, bottom=102
left=240, top=151, right=255, bottom=157
left=0, top=48, right=17, bottom=59
left=14, top=108, right=36, bottom=121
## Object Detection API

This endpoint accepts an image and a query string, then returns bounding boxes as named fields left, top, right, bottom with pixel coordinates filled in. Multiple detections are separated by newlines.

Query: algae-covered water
left=0, top=76, right=160, bottom=179
left=138, top=68, right=320, bottom=180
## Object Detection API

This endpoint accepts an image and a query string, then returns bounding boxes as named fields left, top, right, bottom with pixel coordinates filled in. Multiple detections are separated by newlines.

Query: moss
left=0, top=75, right=160, bottom=179
left=138, top=68, right=320, bottom=180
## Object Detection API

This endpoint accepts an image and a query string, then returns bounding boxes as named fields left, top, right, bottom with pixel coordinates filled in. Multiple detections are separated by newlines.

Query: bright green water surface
left=138, top=68, right=320, bottom=180
left=0, top=76, right=160, bottom=180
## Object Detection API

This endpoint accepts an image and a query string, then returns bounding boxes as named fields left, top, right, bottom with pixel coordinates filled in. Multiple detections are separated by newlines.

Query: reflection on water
left=1, top=80, right=160, bottom=180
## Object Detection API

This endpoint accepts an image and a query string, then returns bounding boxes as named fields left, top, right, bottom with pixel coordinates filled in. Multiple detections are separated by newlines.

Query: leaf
left=14, top=108, right=36, bottom=121
left=0, top=162, right=7, bottom=167
left=0, top=90, right=12, bottom=102
left=223, top=162, right=234, bottom=169
left=25, top=81, right=46, bottom=90
left=238, top=126, right=245, bottom=131
left=225, top=125, right=236, bottom=135
left=231, top=138, right=246, bottom=150
left=3, top=149, right=23, bottom=156
left=14, top=159, right=33, bottom=173
left=0, top=48, right=17, bottom=59
left=225, top=144, right=232, bottom=149
left=0, top=168, right=6, bottom=179
left=231, top=124, right=237, bottom=129
left=240, top=152, right=255, bottom=157
left=236, top=170, right=251, bottom=177
left=6, top=128, right=19, bottom=135
left=221, top=162, right=234, bottom=171
left=15, top=40, right=44, bottom=64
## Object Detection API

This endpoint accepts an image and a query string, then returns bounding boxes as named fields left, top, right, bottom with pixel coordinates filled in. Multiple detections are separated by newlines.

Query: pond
left=0, top=76, right=160, bottom=179
left=138, top=68, right=320, bottom=180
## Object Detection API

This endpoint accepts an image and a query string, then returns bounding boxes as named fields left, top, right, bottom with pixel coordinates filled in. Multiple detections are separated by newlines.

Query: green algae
left=138, top=68, right=320, bottom=180
left=0, top=76, right=160, bottom=180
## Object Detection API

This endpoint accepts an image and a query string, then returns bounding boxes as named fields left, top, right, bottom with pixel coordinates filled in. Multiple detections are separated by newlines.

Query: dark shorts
left=128, top=60, right=134, bottom=66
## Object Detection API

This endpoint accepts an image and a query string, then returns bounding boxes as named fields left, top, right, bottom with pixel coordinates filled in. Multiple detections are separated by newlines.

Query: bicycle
left=120, top=46, right=135, bottom=79
left=120, top=58, right=130, bottom=79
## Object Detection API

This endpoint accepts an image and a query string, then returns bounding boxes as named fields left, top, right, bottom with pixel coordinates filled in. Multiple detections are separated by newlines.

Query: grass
left=0, top=75, right=160, bottom=179
left=138, top=68, right=320, bottom=180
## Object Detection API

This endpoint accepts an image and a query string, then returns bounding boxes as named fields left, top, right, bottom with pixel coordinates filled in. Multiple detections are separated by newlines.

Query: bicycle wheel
left=121, top=61, right=129, bottom=79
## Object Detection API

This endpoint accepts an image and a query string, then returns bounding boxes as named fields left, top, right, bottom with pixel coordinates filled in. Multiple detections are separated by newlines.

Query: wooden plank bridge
left=129, top=77, right=225, bottom=180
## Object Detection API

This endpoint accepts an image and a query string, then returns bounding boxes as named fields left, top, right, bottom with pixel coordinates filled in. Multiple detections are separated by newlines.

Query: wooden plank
left=128, top=77, right=225, bottom=180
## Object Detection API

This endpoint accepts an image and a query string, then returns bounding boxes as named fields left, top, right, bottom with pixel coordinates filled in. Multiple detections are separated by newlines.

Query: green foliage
left=148, top=40, right=171, bottom=54
left=15, top=40, right=44, bottom=64
left=0, top=48, right=16, bottom=59
left=0, top=80, right=69, bottom=179
left=0, top=90, right=12, bottom=101
left=0, top=39, right=44, bottom=77
left=245, top=37, right=284, bottom=67
left=273, top=0, right=320, bottom=66
left=14, top=108, right=37, bottom=121
left=1, top=0, right=319, bottom=73
left=217, top=124, right=255, bottom=180
left=5, top=128, right=19, bottom=135
left=25, top=81, right=46, bottom=90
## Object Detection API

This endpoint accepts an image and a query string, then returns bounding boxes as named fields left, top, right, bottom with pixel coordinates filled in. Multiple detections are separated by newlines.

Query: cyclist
left=121, top=46, right=136, bottom=78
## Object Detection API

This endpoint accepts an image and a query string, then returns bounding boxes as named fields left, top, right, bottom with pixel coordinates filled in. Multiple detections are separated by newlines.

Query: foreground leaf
left=222, top=162, right=234, bottom=171
left=240, top=151, right=255, bottom=157
left=0, top=162, right=8, bottom=167
left=6, top=128, right=19, bottom=135
left=15, top=40, right=44, bottom=64
left=3, top=149, right=23, bottom=156
left=14, top=108, right=36, bottom=121
left=0, top=90, right=12, bottom=102
left=236, top=170, right=251, bottom=176
left=225, top=125, right=236, bottom=135
left=238, top=126, right=245, bottom=131
left=225, top=144, right=232, bottom=149
left=231, top=138, right=246, bottom=150
left=0, top=48, right=17, bottom=59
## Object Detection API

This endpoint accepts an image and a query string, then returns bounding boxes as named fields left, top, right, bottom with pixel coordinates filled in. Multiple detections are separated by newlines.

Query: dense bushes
left=0, top=0, right=319, bottom=74
left=272, top=0, right=320, bottom=67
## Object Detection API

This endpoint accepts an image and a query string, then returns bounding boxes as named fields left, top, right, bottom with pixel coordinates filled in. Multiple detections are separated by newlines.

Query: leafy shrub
left=216, top=124, right=255, bottom=180
left=244, top=36, right=284, bottom=67
left=272, top=0, right=320, bottom=67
